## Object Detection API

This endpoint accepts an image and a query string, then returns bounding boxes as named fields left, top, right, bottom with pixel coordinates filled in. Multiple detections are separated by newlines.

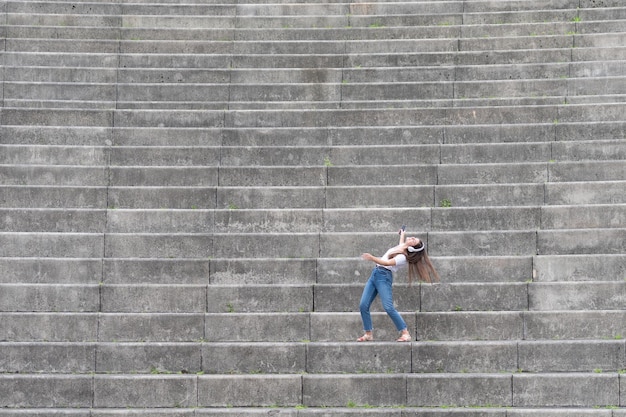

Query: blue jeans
left=359, top=266, right=407, bottom=332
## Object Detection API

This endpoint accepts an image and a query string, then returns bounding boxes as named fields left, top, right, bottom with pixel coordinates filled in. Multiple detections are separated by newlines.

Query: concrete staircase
left=1, top=0, right=626, bottom=414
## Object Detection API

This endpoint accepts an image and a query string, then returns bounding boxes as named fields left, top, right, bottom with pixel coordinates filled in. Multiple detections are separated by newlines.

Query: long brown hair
left=390, top=241, right=440, bottom=285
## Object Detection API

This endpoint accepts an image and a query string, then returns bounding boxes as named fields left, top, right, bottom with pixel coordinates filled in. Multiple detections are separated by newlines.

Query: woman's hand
left=361, top=253, right=374, bottom=261
left=399, top=227, right=406, bottom=244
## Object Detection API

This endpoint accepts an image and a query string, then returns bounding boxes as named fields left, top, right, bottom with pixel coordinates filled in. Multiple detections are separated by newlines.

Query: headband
left=407, top=242, right=425, bottom=253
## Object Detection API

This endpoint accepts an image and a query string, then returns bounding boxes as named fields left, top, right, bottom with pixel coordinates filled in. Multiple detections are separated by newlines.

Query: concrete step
left=0, top=372, right=621, bottom=408
left=222, top=104, right=625, bottom=128
left=111, top=127, right=222, bottom=146
left=529, top=282, right=626, bottom=310
left=105, top=96, right=504, bottom=111
left=436, top=183, right=539, bottom=207
left=464, top=9, right=579, bottom=25
left=0, top=312, right=101, bottom=342
left=544, top=180, right=626, bottom=205
left=232, top=26, right=462, bottom=41
left=113, top=109, right=224, bottom=128
left=101, top=285, right=207, bottom=313
left=47, top=254, right=626, bottom=286
left=218, top=125, right=480, bottom=146
left=1, top=108, right=113, bottom=128
left=0, top=313, right=206, bottom=342
left=203, top=19, right=620, bottom=43
left=0, top=257, right=211, bottom=285
left=541, top=204, right=626, bottom=229
left=9, top=33, right=623, bottom=57
left=317, top=253, right=626, bottom=284
left=0, top=165, right=108, bottom=186
left=316, top=256, right=533, bottom=284
left=438, top=160, right=625, bottom=184
left=3, top=160, right=600, bottom=190
left=4, top=6, right=623, bottom=31
left=0, top=124, right=221, bottom=147
left=0, top=342, right=98, bottom=374
left=0, top=253, right=597, bottom=286
left=141, top=206, right=563, bottom=233
left=0, top=185, right=217, bottom=209
left=116, top=83, right=230, bottom=106
left=206, top=311, right=406, bottom=342
left=3, top=99, right=110, bottom=110
left=8, top=3, right=620, bottom=31
left=220, top=144, right=440, bottom=166
left=537, top=228, right=626, bottom=255
left=217, top=185, right=433, bottom=208
left=121, top=38, right=457, bottom=56
left=5, top=66, right=118, bottom=83
left=102, top=233, right=212, bottom=258
left=534, top=254, right=626, bottom=282
left=194, top=310, right=626, bottom=342
left=0, top=408, right=619, bottom=417
left=2, top=310, right=626, bottom=343
left=234, top=14, right=455, bottom=30
left=2, top=0, right=592, bottom=15
left=0, top=232, right=104, bottom=258
left=418, top=310, right=626, bottom=341
left=529, top=42, right=625, bottom=62
left=203, top=340, right=626, bottom=374
left=108, top=147, right=221, bottom=166
left=0, top=145, right=109, bottom=165
left=0, top=255, right=534, bottom=286
left=552, top=138, right=626, bottom=160
left=336, top=161, right=621, bottom=186
left=4, top=339, right=621, bottom=375
left=113, top=101, right=227, bottom=111
left=8, top=26, right=235, bottom=42
left=0, top=126, right=114, bottom=146
left=347, top=47, right=593, bottom=68
left=6, top=38, right=120, bottom=53
left=432, top=228, right=625, bottom=256
left=436, top=204, right=625, bottom=230
left=568, top=93, right=626, bottom=104
left=222, top=122, right=623, bottom=146
left=0, top=209, right=107, bottom=232
left=107, top=186, right=216, bottom=209
left=1, top=206, right=624, bottom=252
left=3, top=52, right=118, bottom=69
left=97, top=229, right=626, bottom=258
left=206, top=283, right=407, bottom=313
left=416, top=339, right=624, bottom=374
left=440, top=139, right=626, bottom=163
left=118, top=68, right=232, bottom=84
left=0, top=186, right=108, bottom=208
left=0, top=258, right=103, bottom=284
left=105, top=210, right=212, bottom=233
left=0, top=284, right=100, bottom=312
left=6, top=1, right=121, bottom=15
left=97, top=342, right=201, bottom=375
left=5, top=47, right=615, bottom=73
left=336, top=97, right=568, bottom=111
left=109, top=167, right=218, bottom=186
left=104, top=258, right=211, bottom=285
left=6, top=13, right=121, bottom=28
left=313, top=282, right=527, bottom=313
left=343, top=63, right=543, bottom=83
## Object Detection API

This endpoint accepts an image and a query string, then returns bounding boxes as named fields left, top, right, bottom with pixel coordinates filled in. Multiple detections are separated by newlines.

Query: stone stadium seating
left=0, top=0, right=625, bottom=414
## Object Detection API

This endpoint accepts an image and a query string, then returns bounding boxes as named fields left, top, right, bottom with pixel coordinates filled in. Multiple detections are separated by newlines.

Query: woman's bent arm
left=361, top=253, right=396, bottom=267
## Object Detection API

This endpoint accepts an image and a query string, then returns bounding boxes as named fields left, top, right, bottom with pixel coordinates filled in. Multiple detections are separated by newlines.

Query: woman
left=357, top=227, right=440, bottom=342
